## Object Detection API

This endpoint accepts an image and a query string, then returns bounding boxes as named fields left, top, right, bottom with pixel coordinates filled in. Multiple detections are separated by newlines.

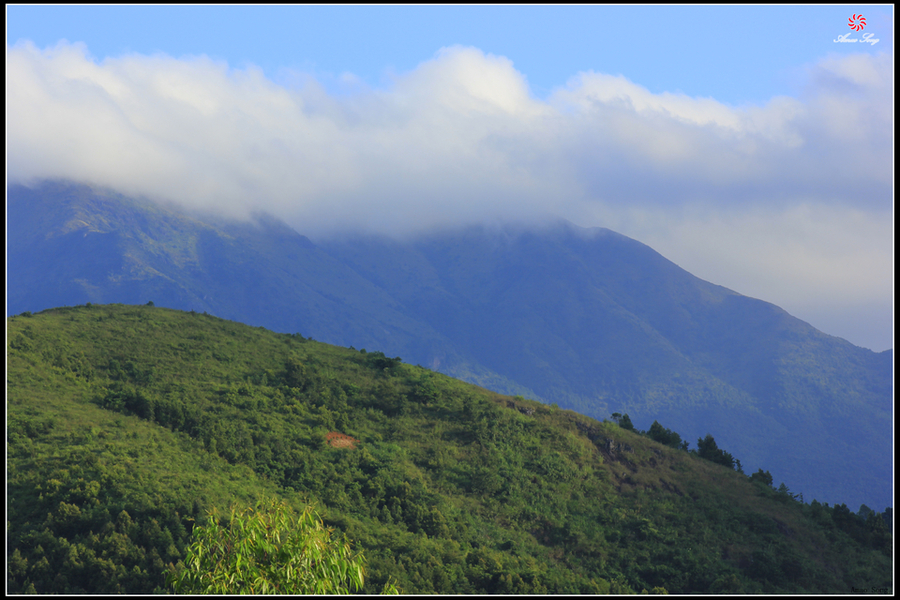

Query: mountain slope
left=6, top=180, right=892, bottom=510
left=7, top=181, right=527, bottom=396
left=318, top=224, right=893, bottom=511
left=6, top=305, right=893, bottom=594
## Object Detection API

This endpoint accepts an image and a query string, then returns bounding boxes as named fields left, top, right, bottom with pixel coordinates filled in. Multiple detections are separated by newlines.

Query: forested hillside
left=7, top=305, right=892, bottom=594
left=8, top=181, right=892, bottom=511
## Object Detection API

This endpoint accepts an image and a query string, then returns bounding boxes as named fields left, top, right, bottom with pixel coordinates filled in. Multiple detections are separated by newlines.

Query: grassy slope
left=7, top=305, right=892, bottom=594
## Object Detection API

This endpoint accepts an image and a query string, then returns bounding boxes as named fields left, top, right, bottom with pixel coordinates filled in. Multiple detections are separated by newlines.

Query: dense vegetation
left=7, top=305, right=893, bottom=594
left=9, top=180, right=893, bottom=512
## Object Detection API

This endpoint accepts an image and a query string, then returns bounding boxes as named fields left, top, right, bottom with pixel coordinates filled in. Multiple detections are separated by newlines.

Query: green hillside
left=319, top=224, right=893, bottom=512
left=6, top=180, right=500, bottom=389
left=6, top=305, right=892, bottom=594
left=8, top=181, right=892, bottom=512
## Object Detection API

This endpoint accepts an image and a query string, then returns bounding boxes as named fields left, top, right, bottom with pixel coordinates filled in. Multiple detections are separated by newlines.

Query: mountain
left=6, top=180, right=893, bottom=510
left=317, top=225, right=894, bottom=513
left=7, top=181, right=522, bottom=393
left=6, top=305, right=893, bottom=594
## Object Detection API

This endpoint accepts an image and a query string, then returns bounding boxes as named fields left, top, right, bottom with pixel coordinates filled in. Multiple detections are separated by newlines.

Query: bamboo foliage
left=168, top=498, right=377, bottom=594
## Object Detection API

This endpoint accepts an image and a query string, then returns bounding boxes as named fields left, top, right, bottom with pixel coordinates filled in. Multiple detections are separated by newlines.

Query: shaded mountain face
left=7, top=180, right=892, bottom=511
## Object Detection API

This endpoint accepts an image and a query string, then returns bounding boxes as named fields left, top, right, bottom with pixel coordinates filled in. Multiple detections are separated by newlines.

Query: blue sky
left=7, top=5, right=893, bottom=101
left=6, top=5, right=894, bottom=351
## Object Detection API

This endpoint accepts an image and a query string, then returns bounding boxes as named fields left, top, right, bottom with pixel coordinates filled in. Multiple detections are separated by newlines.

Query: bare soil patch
left=325, top=431, right=358, bottom=449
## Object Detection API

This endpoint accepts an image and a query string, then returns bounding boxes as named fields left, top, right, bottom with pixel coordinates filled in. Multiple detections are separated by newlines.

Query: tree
left=284, top=354, right=309, bottom=390
left=696, top=434, right=719, bottom=460
left=749, top=468, right=774, bottom=488
left=857, top=504, right=874, bottom=520
left=610, top=413, right=638, bottom=431
left=647, top=420, right=685, bottom=450
left=776, top=482, right=798, bottom=502
left=167, top=497, right=392, bottom=594
left=696, top=434, right=736, bottom=470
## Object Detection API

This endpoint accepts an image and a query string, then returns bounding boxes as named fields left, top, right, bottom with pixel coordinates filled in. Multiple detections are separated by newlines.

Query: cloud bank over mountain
left=6, top=41, right=893, bottom=350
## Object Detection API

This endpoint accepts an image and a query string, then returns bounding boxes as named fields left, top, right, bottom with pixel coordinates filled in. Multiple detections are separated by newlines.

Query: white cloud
left=610, top=203, right=893, bottom=304
left=6, top=40, right=893, bottom=349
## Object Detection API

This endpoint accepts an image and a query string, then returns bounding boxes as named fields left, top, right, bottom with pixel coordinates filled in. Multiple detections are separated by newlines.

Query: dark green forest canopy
left=7, top=305, right=893, bottom=594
